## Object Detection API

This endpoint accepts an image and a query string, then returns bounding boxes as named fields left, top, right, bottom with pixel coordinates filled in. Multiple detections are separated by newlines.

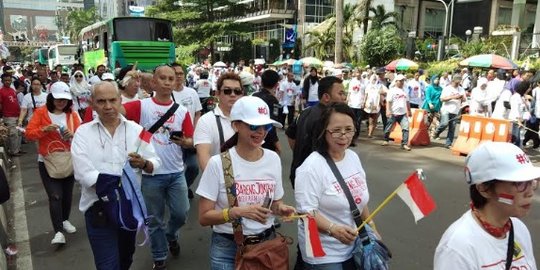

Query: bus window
left=114, top=19, right=172, bottom=42
left=103, top=32, right=109, bottom=52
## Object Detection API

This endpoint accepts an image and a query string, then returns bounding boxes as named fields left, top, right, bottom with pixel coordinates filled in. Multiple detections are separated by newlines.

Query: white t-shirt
left=387, top=86, right=409, bottom=115
left=295, top=150, right=369, bottom=265
left=469, top=87, right=491, bottom=117
left=194, top=106, right=235, bottom=156
left=279, top=81, right=299, bottom=106
left=440, top=85, right=465, bottom=115
left=440, top=77, right=451, bottom=88
left=196, top=147, right=284, bottom=235
left=434, top=210, right=536, bottom=270
left=121, top=94, right=139, bottom=104
left=308, top=81, right=319, bottom=102
left=73, top=92, right=92, bottom=111
left=492, top=89, right=512, bottom=120
left=487, top=78, right=506, bottom=102
left=508, top=93, right=526, bottom=121
left=172, top=87, right=202, bottom=124
left=347, top=78, right=364, bottom=109
left=194, top=79, right=212, bottom=98
left=21, top=92, right=47, bottom=119
left=407, top=79, right=425, bottom=106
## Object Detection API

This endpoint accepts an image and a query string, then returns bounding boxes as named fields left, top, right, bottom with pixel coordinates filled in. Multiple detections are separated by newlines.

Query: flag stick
left=356, top=187, right=400, bottom=232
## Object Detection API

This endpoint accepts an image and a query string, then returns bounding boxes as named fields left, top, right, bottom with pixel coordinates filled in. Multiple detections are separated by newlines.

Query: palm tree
left=305, top=29, right=335, bottom=60
left=324, top=3, right=361, bottom=62
left=335, top=0, right=344, bottom=64
left=362, top=0, right=371, bottom=34
left=369, top=5, right=398, bottom=30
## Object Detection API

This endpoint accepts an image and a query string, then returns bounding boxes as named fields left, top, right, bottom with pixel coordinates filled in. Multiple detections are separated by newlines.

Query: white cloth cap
left=50, top=82, right=72, bottom=100
left=102, top=73, right=115, bottom=81
left=231, top=96, right=282, bottom=128
left=239, top=71, right=254, bottom=86
left=465, top=142, right=540, bottom=185
left=395, top=74, right=406, bottom=81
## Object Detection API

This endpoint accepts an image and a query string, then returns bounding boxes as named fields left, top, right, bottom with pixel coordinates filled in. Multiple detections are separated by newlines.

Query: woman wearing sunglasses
left=70, top=70, right=91, bottom=118
left=196, top=96, right=295, bottom=269
left=435, top=142, right=538, bottom=270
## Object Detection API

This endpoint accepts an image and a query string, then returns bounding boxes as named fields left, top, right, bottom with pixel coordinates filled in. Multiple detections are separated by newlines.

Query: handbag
left=43, top=115, right=74, bottom=179
left=324, top=154, right=392, bottom=270
left=505, top=221, right=514, bottom=270
left=220, top=151, right=291, bottom=270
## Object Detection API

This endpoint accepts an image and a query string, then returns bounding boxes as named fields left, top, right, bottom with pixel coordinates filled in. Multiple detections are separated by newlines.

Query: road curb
left=0, top=147, right=9, bottom=270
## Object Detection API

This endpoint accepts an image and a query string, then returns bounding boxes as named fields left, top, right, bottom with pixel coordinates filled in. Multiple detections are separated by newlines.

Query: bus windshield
left=58, top=46, right=78, bottom=55
left=114, top=19, right=172, bottom=42
left=40, top=49, right=49, bottom=60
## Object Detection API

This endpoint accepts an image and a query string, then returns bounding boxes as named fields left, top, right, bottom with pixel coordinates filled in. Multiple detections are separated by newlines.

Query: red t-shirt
left=0, top=86, right=21, bottom=117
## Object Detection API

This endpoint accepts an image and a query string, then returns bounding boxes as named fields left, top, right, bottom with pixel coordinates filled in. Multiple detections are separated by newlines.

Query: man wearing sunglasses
left=194, top=72, right=244, bottom=171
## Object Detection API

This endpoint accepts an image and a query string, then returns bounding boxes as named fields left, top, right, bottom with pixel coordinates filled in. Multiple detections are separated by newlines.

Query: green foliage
left=461, top=36, right=512, bottom=58
left=270, top=39, right=282, bottom=62
left=369, top=5, right=398, bottom=31
left=225, top=39, right=252, bottom=63
left=425, top=59, right=460, bottom=76
left=359, top=26, right=403, bottom=67
left=175, top=44, right=200, bottom=66
left=65, top=7, right=101, bottom=42
left=305, top=29, right=335, bottom=60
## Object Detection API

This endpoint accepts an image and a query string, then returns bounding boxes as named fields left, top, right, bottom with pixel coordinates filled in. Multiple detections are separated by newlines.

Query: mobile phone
left=169, top=131, right=183, bottom=140
left=262, top=192, right=272, bottom=209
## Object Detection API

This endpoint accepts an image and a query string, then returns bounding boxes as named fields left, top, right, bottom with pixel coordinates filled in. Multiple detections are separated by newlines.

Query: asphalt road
left=8, top=129, right=540, bottom=270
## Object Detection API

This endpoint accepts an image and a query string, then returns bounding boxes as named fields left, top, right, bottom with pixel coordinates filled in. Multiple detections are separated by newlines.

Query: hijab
left=69, top=70, right=91, bottom=97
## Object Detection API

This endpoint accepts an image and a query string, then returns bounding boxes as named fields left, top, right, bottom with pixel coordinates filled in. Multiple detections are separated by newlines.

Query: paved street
left=7, top=130, right=540, bottom=270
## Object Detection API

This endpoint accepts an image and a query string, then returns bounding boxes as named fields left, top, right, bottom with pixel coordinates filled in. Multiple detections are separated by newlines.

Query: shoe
left=62, top=220, right=77, bottom=233
left=169, top=240, right=180, bottom=257
left=188, top=189, right=194, bottom=200
left=153, top=260, right=167, bottom=270
left=17, top=150, right=27, bottom=154
left=51, top=232, right=66, bottom=245
left=381, top=141, right=389, bottom=146
left=444, top=144, right=452, bottom=149
left=432, top=137, right=441, bottom=141
left=401, top=145, right=411, bottom=151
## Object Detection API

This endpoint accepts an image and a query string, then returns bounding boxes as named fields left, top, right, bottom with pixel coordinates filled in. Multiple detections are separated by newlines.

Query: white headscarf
left=70, top=70, right=91, bottom=97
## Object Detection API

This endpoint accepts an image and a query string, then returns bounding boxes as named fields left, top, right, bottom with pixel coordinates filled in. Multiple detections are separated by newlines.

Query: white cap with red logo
left=230, top=96, right=282, bottom=128
left=465, top=142, right=540, bottom=185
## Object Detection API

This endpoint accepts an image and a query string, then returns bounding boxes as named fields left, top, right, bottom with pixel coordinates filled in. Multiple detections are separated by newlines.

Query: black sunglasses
left=74, top=75, right=83, bottom=78
left=221, top=87, right=243, bottom=96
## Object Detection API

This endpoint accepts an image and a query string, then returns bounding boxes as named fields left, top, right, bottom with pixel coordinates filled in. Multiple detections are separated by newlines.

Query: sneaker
left=62, top=220, right=77, bottom=233
left=381, top=141, right=389, bottom=146
left=401, top=145, right=411, bottom=151
left=444, top=144, right=452, bottom=149
left=153, top=260, right=167, bottom=270
left=169, top=240, right=180, bottom=257
left=51, top=232, right=65, bottom=245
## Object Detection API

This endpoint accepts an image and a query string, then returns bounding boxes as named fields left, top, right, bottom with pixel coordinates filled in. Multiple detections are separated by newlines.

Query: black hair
left=200, top=71, right=209, bottom=79
left=470, top=180, right=497, bottom=209
left=170, top=62, right=182, bottom=68
left=515, top=81, right=531, bottom=96
left=318, top=76, right=343, bottom=100
left=1, top=73, right=11, bottom=80
left=314, top=102, right=358, bottom=156
left=117, top=65, right=135, bottom=90
left=310, top=67, right=318, bottom=73
left=261, top=70, right=279, bottom=89
left=46, top=94, right=73, bottom=113
left=96, top=65, right=106, bottom=71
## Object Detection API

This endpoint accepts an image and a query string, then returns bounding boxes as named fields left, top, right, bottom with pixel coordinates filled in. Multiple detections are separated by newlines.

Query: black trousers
left=38, top=162, right=75, bottom=233
left=523, top=119, right=540, bottom=148
left=279, top=105, right=295, bottom=127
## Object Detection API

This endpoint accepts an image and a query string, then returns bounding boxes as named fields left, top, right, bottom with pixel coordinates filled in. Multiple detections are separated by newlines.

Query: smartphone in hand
left=169, top=131, right=184, bottom=140
left=262, top=192, right=272, bottom=209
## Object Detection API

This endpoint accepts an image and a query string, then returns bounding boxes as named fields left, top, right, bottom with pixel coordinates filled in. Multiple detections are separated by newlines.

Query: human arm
left=71, top=128, right=100, bottom=188
left=196, top=143, right=212, bottom=171
left=25, top=108, right=58, bottom=141
left=170, top=112, right=194, bottom=148
left=127, top=152, right=155, bottom=174
left=18, top=108, right=27, bottom=126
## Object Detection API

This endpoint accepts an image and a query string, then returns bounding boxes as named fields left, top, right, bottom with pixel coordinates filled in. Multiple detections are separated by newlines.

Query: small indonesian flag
left=302, top=216, right=326, bottom=258
left=396, top=171, right=436, bottom=223
left=137, top=129, right=153, bottom=153
left=498, top=193, right=514, bottom=205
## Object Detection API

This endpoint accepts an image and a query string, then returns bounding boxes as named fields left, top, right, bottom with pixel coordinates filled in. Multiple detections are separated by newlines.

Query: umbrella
left=459, top=54, right=518, bottom=70
left=323, top=60, right=335, bottom=68
left=283, top=59, right=298, bottom=65
left=301, top=57, right=323, bottom=67
left=271, top=60, right=284, bottom=66
left=385, top=58, right=419, bottom=71
left=213, top=61, right=227, bottom=68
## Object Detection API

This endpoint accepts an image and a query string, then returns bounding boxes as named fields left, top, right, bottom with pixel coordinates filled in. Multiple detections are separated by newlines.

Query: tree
left=369, top=5, right=398, bottom=30
left=65, top=7, right=101, bottom=43
left=359, top=26, right=403, bottom=67
left=334, top=0, right=344, bottom=64
left=321, top=3, right=361, bottom=62
left=362, top=0, right=371, bottom=34
left=305, top=29, right=335, bottom=60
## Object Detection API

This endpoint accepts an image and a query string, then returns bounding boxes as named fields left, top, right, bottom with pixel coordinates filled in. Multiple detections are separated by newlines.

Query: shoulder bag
left=220, top=151, right=291, bottom=270
left=44, top=114, right=74, bottom=179
left=505, top=221, right=514, bottom=270
left=324, top=154, right=392, bottom=270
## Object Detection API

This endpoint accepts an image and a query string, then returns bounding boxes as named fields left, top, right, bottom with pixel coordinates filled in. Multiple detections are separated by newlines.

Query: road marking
left=10, top=158, right=33, bottom=270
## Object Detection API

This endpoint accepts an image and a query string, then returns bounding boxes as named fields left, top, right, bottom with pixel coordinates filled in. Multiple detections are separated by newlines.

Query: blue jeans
left=512, top=123, right=521, bottom=147
left=435, top=112, right=458, bottom=146
left=183, top=149, right=199, bottom=188
left=209, top=232, right=238, bottom=270
left=142, top=172, right=190, bottom=261
left=383, top=114, right=409, bottom=145
left=303, top=257, right=356, bottom=270
left=85, top=203, right=136, bottom=270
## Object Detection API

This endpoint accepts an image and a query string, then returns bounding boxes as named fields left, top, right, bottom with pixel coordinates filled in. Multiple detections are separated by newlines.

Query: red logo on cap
left=516, top=154, right=529, bottom=164
left=258, top=107, right=268, bottom=115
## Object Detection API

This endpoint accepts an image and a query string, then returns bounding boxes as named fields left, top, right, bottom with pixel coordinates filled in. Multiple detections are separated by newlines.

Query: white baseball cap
left=231, top=96, right=282, bottom=128
left=239, top=71, right=254, bottom=86
left=102, top=73, right=115, bottom=81
left=395, top=74, right=406, bottom=81
left=333, top=69, right=343, bottom=76
left=465, top=142, right=540, bottom=185
left=50, top=82, right=72, bottom=100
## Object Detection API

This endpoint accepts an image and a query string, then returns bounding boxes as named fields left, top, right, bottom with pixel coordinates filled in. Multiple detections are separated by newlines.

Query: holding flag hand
left=128, top=152, right=150, bottom=172
left=330, top=224, right=358, bottom=245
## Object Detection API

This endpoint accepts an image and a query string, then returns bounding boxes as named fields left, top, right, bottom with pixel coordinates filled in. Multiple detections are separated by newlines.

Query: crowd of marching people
left=0, top=58, right=537, bottom=270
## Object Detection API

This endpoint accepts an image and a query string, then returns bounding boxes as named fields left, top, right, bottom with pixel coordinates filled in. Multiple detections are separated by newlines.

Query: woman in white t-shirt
left=18, top=77, right=47, bottom=126
left=363, top=74, right=384, bottom=138
left=196, top=96, right=295, bottom=270
left=523, top=81, right=540, bottom=149
left=508, top=81, right=531, bottom=147
left=435, top=142, right=538, bottom=270
left=295, top=102, right=378, bottom=269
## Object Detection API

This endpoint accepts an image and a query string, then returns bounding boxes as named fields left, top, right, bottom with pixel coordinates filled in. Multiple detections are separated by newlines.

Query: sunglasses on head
left=222, top=87, right=243, bottom=96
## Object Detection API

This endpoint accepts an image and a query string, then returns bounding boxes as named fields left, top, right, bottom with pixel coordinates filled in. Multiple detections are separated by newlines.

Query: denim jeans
left=85, top=204, right=137, bottom=270
left=303, top=257, right=356, bottom=270
left=435, top=112, right=458, bottom=146
left=383, top=114, right=409, bottom=146
left=142, top=172, right=190, bottom=261
left=38, top=162, right=74, bottom=233
left=209, top=232, right=238, bottom=270
left=183, top=149, right=199, bottom=188
left=512, top=123, right=521, bottom=147
left=3, top=117, right=20, bottom=155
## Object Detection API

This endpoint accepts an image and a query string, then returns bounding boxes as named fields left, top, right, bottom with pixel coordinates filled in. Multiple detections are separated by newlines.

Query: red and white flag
left=136, top=129, right=153, bottom=153
left=396, top=170, right=436, bottom=223
left=302, top=216, right=326, bottom=258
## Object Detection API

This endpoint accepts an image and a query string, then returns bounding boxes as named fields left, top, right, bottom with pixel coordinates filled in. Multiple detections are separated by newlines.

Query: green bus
left=79, top=17, right=175, bottom=72
left=32, top=48, right=49, bottom=65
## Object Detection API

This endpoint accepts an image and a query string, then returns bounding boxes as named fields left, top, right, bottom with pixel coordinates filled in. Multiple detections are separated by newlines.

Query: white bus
left=47, top=44, right=78, bottom=70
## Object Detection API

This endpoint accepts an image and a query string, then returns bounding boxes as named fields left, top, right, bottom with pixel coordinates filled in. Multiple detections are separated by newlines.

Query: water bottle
left=58, top=125, right=67, bottom=140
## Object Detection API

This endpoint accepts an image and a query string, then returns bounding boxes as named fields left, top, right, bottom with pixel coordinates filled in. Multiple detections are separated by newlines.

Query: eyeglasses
left=221, top=87, right=243, bottom=96
left=74, top=75, right=83, bottom=78
left=326, top=128, right=356, bottom=138
left=246, top=123, right=273, bottom=132
left=513, top=179, right=538, bottom=192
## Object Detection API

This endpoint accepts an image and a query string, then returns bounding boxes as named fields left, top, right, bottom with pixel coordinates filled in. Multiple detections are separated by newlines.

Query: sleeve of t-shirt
left=123, top=100, right=142, bottom=124
left=269, top=151, right=284, bottom=200
left=195, top=155, right=222, bottom=201
left=193, top=92, right=202, bottom=112
left=182, top=111, right=194, bottom=137
left=21, top=95, right=31, bottom=109
left=294, top=158, right=323, bottom=213
left=434, top=245, right=475, bottom=270
left=194, top=115, right=213, bottom=146
left=82, top=106, right=94, bottom=123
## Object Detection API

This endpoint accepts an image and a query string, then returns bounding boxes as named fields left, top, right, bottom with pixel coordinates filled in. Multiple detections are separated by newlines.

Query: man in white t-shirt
left=407, top=72, right=425, bottom=108
left=347, top=69, right=366, bottom=132
left=382, top=74, right=412, bottom=151
left=194, top=72, right=244, bottom=171
left=88, top=65, right=106, bottom=85
left=278, top=72, right=298, bottom=127
left=433, top=75, right=466, bottom=148
left=171, top=63, right=202, bottom=199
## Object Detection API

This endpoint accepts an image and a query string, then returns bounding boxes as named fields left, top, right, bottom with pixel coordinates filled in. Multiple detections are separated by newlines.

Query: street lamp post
left=465, top=29, right=472, bottom=43
left=435, top=0, right=455, bottom=61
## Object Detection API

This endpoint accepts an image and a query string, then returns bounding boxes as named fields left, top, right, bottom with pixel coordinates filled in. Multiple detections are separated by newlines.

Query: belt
left=218, top=226, right=275, bottom=245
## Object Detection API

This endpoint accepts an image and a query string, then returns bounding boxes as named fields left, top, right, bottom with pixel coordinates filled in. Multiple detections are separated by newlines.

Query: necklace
left=471, top=204, right=511, bottom=238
